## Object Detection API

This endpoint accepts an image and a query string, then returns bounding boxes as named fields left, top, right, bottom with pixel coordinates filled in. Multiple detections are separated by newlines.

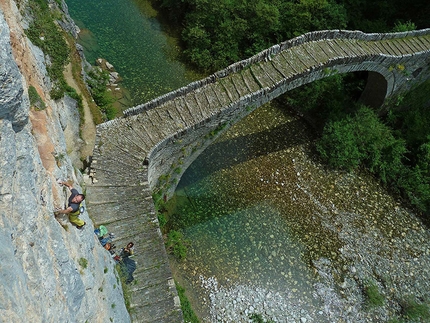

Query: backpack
left=94, top=225, right=108, bottom=238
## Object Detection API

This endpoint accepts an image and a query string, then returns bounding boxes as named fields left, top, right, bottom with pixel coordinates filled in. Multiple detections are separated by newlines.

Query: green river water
left=66, top=0, right=201, bottom=105
left=66, top=1, right=430, bottom=321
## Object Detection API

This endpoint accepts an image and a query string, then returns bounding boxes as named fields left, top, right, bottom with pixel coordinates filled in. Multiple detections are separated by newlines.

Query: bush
left=87, top=68, right=116, bottom=120
left=392, top=20, right=416, bottom=32
left=249, top=313, right=275, bottom=323
left=316, top=115, right=363, bottom=170
left=401, top=298, right=430, bottom=321
left=78, top=257, right=88, bottom=269
left=317, top=106, right=407, bottom=183
left=158, top=213, right=167, bottom=229
left=28, top=85, right=46, bottom=110
left=166, top=230, right=189, bottom=260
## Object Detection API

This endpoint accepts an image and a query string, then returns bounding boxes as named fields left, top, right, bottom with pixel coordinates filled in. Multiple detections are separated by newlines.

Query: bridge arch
left=144, top=47, right=429, bottom=199
left=87, top=29, right=430, bottom=322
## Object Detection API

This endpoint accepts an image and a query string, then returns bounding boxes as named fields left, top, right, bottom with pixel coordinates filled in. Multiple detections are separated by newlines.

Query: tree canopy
left=154, top=0, right=429, bottom=72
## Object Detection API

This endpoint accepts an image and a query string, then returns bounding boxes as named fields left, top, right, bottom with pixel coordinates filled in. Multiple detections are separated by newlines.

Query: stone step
left=128, top=278, right=175, bottom=304
left=130, top=300, right=182, bottom=323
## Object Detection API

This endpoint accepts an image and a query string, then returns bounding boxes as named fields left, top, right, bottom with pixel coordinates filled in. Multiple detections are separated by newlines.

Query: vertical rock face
left=0, top=10, right=27, bottom=131
left=0, top=3, right=130, bottom=323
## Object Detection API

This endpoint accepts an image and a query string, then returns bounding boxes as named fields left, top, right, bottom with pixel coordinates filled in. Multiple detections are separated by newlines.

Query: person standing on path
left=55, top=181, right=86, bottom=229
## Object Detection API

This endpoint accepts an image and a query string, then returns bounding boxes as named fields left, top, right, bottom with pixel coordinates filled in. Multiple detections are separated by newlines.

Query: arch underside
left=146, top=60, right=398, bottom=196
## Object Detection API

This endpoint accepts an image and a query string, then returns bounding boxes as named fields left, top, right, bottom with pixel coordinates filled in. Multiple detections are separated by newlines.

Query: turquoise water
left=167, top=103, right=327, bottom=318
left=168, top=101, right=430, bottom=322
left=65, top=0, right=201, bottom=105
left=176, top=198, right=316, bottom=291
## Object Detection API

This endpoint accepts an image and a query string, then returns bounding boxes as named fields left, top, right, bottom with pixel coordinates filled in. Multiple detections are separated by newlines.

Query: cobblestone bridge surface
left=87, top=29, right=430, bottom=322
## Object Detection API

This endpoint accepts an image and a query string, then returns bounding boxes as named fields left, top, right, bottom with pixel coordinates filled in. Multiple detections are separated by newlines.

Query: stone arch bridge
left=86, top=29, right=430, bottom=322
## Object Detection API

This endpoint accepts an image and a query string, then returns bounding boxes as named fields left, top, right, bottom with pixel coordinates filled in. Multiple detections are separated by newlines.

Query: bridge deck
left=87, top=30, right=430, bottom=322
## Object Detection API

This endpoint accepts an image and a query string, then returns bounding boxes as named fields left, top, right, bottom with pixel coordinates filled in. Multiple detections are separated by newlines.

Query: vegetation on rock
left=175, top=281, right=200, bottom=323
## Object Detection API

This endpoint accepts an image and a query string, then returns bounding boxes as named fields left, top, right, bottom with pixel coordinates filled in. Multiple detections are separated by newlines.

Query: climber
left=55, top=181, right=86, bottom=229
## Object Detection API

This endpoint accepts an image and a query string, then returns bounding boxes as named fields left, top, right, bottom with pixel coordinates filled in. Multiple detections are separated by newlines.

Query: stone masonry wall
left=143, top=30, right=430, bottom=199
left=124, top=28, right=430, bottom=118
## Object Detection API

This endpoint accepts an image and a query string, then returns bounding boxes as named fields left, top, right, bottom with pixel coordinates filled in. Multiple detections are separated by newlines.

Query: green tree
left=316, top=115, right=363, bottom=170
left=391, top=20, right=416, bottom=32
left=317, top=106, right=407, bottom=183
left=278, top=0, right=347, bottom=39
left=397, top=140, right=430, bottom=211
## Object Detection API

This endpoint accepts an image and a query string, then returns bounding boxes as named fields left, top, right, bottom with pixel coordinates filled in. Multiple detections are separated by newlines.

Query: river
left=66, top=0, right=201, bottom=105
left=167, top=102, right=430, bottom=322
left=65, top=1, right=430, bottom=322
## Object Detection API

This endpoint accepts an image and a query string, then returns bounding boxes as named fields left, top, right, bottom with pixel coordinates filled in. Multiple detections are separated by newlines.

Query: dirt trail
left=64, top=62, right=96, bottom=159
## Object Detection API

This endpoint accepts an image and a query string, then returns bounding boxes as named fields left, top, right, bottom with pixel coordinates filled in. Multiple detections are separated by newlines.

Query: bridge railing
left=123, top=29, right=430, bottom=118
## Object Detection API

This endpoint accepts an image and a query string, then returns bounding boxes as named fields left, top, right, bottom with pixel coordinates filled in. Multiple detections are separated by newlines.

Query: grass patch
left=364, top=281, right=385, bottom=307
left=78, top=257, right=88, bottom=269
left=25, top=0, right=69, bottom=100
left=175, top=281, right=200, bottom=323
left=401, top=297, right=430, bottom=321
left=165, top=230, right=189, bottom=260
left=115, top=264, right=134, bottom=315
left=249, top=313, right=275, bottom=323
left=387, top=318, right=402, bottom=323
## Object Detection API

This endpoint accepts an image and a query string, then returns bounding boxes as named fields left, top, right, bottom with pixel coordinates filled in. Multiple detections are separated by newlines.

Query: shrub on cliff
left=86, top=68, right=116, bottom=120
left=25, top=0, right=69, bottom=100
left=28, top=86, right=46, bottom=110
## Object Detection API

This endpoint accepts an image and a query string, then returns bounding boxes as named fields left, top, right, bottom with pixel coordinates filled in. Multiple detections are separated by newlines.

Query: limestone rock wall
left=0, top=2, right=130, bottom=322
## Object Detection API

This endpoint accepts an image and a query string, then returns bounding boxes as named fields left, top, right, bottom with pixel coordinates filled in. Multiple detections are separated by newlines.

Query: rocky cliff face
left=0, top=1, right=130, bottom=322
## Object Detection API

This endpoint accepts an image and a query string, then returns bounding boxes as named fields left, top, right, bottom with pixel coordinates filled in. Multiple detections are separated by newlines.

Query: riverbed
left=167, top=102, right=430, bottom=323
